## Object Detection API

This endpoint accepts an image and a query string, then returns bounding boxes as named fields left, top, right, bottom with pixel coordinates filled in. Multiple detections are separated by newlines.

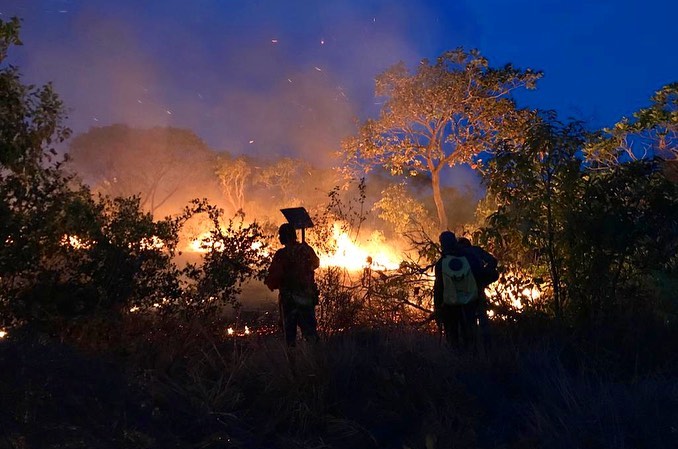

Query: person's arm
left=264, top=251, right=284, bottom=291
left=302, top=243, right=320, bottom=270
left=475, top=246, right=497, bottom=269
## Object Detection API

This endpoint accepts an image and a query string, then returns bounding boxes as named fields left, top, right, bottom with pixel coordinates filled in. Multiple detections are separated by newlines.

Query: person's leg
left=297, top=307, right=319, bottom=342
left=460, top=302, right=478, bottom=349
left=283, top=305, right=299, bottom=346
left=444, top=306, right=460, bottom=346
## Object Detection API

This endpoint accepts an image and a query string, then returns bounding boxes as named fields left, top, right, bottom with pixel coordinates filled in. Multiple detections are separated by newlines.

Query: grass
left=1, top=317, right=677, bottom=449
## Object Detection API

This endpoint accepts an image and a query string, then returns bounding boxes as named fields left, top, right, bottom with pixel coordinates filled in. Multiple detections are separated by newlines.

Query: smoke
left=4, top=0, right=477, bottom=168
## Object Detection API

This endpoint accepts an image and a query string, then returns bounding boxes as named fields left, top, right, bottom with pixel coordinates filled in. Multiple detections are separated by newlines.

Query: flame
left=485, top=270, right=544, bottom=311
left=61, top=234, right=92, bottom=250
left=139, top=236, right=164, bottom=250
left=319, top=223, right=400, bottom=271
left=187, top=231, right=224, bottom=253
left=0, top=329, right=7, bottom=339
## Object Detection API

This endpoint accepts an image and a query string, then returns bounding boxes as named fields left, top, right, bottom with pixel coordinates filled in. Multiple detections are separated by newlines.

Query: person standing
left=433, top=231, right=479, bottom=348
left=264, top=223, right=320, bottom=347
left=457, top=237, right=498, bottom=331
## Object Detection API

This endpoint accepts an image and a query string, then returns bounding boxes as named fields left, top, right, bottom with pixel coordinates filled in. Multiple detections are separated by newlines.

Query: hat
left=439, top=231, right=457, bottom=254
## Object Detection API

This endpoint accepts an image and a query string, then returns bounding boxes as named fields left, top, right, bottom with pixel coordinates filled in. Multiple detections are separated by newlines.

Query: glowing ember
left=61, top=234, right=92, bottom=250
left=226, top=326, right=257, bottom=337
left=0, top=330, right=7, bottom=339
left=319, top=223, right=400, bottom=271
left=139, top=236, right=164, bottom=250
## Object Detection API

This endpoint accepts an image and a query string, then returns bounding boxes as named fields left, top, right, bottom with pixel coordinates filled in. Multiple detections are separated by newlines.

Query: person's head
left=439, top=231, right=457, bottom=254
left=278, top=223, right=297, bottom=245
left=457, top=237, right=471, bottom=247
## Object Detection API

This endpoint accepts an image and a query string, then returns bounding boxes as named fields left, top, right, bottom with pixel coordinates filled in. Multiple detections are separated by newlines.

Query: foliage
left=479, top=111, right=585, bottom=318
left=564, top=160, right=678, bottom=322
left=585, top=82, right=677, bottom=167
left=374, top=182, right=436, bottom=235
left=253, top=156, right=315, bottom=208
left=68, top=124, right=214, bottom=216
left=0, top=20, right=269, bottom=331
left=479, top=108, right=678, bottom=324
left=179, top=199, right=271, bottom=315
left=342, top=47, right=541, bottom=229
left=4, top=324, right=678, bottom=449
left=215, top=154, right=252, bottom=213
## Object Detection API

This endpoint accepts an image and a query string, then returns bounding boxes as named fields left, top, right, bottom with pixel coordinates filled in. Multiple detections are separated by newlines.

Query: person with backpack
left=456, top=237, right=498, bottom=330
left=265, top=223, right=320, bottom=347
left=433, top=231, right=480, bottom=348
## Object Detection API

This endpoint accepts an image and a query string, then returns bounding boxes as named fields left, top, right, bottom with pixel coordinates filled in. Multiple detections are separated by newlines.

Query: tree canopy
left=342, top=48, right=541, bottom=230
left=68, top=125, right=215, bottom=216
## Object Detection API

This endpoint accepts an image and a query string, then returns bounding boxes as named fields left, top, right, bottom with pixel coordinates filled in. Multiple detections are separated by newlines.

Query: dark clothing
left=265, top=241, right=320, bottom=346
left=282, top=302, right=318, bottom=346
left=433, top=247, right=481, bottom=348
left=458, top=245, right=497, bottom=329
left=437, top=302, right=477, bottom=347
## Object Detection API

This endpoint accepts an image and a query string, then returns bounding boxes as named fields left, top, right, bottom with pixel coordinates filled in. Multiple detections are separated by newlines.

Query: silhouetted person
left=433, top=231, right=479, bottom=348
left=265, top=223, right=320, bottom=347
left=457, top=237, right=498, bottom=331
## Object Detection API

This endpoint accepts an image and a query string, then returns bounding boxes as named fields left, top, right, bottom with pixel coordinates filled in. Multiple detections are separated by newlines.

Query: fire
left=226, top=325, right=254, bottom=337
left=0, top=329, right=7, bottom=339
left=187, top=231, right=224, bottom=253
left=485, top=271, right=544, bottom=311
left=319, top=223, right=400, bottom=271
left=61, top=234, right=92, bottom=249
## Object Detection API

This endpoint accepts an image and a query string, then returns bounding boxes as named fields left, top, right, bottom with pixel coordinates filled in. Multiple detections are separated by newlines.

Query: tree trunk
left=431, top=168, right=448, bottom=231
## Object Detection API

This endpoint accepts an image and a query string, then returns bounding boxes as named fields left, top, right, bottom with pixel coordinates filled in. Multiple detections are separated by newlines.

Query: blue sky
left=2, top=0, right=676, bottom=168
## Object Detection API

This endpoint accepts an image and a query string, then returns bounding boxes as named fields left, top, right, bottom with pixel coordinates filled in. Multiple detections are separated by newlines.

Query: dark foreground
left=1, top=318, right=677, bottom=449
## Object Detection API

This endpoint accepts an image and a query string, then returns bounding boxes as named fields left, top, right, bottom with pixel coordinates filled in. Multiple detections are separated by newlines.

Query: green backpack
left=441, top=255, right=478, bottom=305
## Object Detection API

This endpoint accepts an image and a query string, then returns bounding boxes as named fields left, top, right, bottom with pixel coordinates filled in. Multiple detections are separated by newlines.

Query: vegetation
left=1, top=16, right=677, bottom=449
left=341, top=48, right=541, bottom=230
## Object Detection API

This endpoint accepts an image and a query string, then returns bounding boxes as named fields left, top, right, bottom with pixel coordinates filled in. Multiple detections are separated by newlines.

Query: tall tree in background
left=69, top=125, right=214, bottom=216
left=216, top=155, right=251, bottom=213
left=585, top=82, right=677, bottom=169
left=342, top=48, right=541, bottom=230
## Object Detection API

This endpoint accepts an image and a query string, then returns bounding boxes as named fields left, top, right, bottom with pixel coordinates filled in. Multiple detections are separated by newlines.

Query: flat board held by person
left=264, top=223, right=320, bottom=347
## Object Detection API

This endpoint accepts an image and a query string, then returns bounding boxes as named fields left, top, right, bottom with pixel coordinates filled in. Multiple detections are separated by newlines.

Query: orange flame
left=319, top=223, right=400, bottom=271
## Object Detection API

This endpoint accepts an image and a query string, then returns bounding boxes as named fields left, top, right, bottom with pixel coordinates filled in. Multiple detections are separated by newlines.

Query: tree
left=215, top=154, right=252, bottom=213
left=480, top=112, right=585, bottom=319
left=342, top=48, right=541, bottom=230
left=585, top=82, right=677, bottom=168
left=69, top=125, right=214, bottom=217
left=0, top=17, right=70, bottom=173
left=254, top=157, right=314, bottom=207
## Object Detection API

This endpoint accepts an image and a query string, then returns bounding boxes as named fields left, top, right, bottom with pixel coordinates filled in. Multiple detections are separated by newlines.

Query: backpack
left=441, top=255, right=478, bottom=305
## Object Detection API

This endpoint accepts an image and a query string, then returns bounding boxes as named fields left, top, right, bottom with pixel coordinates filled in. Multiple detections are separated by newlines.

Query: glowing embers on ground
left=319, top=223, right=401, bottom=271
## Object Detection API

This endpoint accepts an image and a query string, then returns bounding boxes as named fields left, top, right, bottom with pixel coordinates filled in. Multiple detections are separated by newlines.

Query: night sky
left=2, top=0, right=677, bottom=168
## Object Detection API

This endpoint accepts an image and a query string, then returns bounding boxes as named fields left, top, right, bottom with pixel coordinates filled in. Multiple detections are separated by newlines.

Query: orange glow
left=61, top=234, right=92, bottom=249
left=187, top=231, right=224, bottom=253
left=319, top=223, right=400, bottom=271
left=0, top=329, right=7, bottom=339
